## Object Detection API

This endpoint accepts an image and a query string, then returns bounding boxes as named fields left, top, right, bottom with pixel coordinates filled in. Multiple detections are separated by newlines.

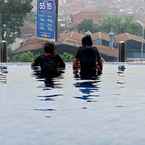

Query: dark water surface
left=1, top=63, right=145, bottom=145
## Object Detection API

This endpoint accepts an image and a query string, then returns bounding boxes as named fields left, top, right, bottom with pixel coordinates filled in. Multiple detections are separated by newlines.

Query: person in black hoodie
left=73, top=35, right=103, bottom=79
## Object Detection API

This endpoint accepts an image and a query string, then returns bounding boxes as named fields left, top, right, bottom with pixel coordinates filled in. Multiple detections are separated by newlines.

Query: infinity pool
left=1, top=63, right=145, bottom=145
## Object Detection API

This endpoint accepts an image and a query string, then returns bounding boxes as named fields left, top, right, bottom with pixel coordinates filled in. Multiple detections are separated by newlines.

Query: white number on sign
left=39, top=2, right=45, bottom=10
left=46, top=2, right=53, bottom=11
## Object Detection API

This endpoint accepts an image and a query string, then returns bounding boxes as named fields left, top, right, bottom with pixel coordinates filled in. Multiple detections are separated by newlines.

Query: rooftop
left=116, top=33, right=145, bottom=43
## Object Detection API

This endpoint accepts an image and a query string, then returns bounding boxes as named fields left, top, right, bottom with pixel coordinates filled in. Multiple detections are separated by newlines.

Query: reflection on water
left=32, top=65, right=103, bottom=113
left=117, top=67, right=126, bottom=89
left=32, top=68, right=64, bottom=89
left=37, top=94, right=63, bottom=102
left=2, top=63, right=145, bottom=145
left=33, top=108, right=56, bottom=112
left=0, top=65, right=7, bottom=84
left=32, top=67, right=64, bottom=113
left=74, top=76, right=101, bottom=102
left=118, top=65, right=126, bottom=73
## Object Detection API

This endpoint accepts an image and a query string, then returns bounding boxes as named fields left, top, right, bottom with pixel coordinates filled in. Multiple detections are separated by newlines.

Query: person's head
left=82, top=35, right=93, bottom=47
left=44, top=42, right=56, bottom=54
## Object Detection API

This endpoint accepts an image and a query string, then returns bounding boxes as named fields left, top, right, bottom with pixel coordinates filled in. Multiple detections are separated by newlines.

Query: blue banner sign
left=36, top=0, right=57, bottom=40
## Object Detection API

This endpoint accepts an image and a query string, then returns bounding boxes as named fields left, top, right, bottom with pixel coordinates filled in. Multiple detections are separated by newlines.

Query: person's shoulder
left=34, top=55, right=41, bottom=60
left=54, top=54, right=61, bottom=58
left=92, top=46, right=97, bottom=49
left=76, top=46, right=82, bottom=51
left=31, top=55, right=42, bottom=67
left=36, top=54, right=43, bottom=58
left=54, top=54, right=63, bottom=60
left=76, top=47, right=83, bottom=55
left=78, top=46, right=83, bottom=51
left=92, top=46, right=99, bottom=51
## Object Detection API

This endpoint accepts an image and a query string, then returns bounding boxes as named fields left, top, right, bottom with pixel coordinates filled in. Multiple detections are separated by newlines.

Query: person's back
left=76, top=47, right=99, bottom=76
left=32, top=42, right=65, bottom=78
left=73, top=35, right=103, bottom=78
left=37, top=54, right=60, bottom=76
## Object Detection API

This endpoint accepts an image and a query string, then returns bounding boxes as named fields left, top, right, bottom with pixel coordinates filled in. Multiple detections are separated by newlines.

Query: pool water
left=1, top=63, right=145, bottom=145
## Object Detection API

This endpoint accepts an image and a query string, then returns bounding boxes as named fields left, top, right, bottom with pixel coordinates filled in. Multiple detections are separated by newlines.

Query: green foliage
left=99, top=15, right=142, bottom=35
left=61, top=52, right=74, bottom=62
left=11, top=51, right=73, bottom=62
left=0, top=0, right=33, bottom=44
left=32, top=49, right=43, bottom=59
left=25, top=12, right=35, bottom=23
left=77, top=19, right=97, bottom=32
left=12, top=51, right=34, bottom=62
left=76, top=15, right=142, bottom=35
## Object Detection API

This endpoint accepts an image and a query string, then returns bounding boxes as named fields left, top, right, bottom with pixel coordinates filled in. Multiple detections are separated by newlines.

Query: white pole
left=136, top=20, right=144, bottom=60
left=142, top=25, right=144, bottom=59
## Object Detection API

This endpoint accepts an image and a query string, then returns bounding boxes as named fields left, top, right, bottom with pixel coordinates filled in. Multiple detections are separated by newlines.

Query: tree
left=99, top=15, right=142, bottom=35
left=0, top=0, right=33, bottom=44
left=61, top=52, right=74, bottom=62
left=12, top=51, right=34, bottom=62
left=77, top=19, right=97, bottom=32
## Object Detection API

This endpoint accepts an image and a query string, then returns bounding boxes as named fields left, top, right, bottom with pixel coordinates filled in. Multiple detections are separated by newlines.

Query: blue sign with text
left=36, top=0, right=57, bottom=40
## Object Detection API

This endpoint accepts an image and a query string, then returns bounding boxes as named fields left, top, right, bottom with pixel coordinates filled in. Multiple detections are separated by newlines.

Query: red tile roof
left=96, top=45, right=118, bottom=57
left=16, top=32, right=118, bottom=57
left=92, top=32, right=110, bottom=41
left=16, top=37, right=47, bottom=53
left=116, top=33, right=145, bottom=43
left=16, top=32, right=145, bottom=57
left=59, top=32, right=83, bottom=45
